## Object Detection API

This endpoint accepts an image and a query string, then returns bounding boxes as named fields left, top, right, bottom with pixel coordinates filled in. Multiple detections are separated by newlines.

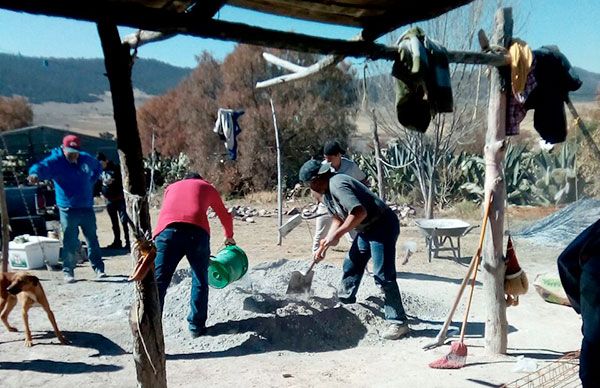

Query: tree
left=0, top=96, right=33, bottom=131
left=138, top=45, right=357, bottom=194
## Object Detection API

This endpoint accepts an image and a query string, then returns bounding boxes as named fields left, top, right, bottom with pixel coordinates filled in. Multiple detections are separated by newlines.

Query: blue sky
left=0, top=0, right=599, bottom=72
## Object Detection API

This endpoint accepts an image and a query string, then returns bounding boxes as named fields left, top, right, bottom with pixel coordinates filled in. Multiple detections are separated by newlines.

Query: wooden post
left=149, top=128, right=156, bottom=197
left=370, top=109, right=385, bottom=201
left=0, top=156, right=9, bottom=273
left=97, top=22, right=167, bottom=387
left=270, top=98, right=283, bottom=245
left=482, top=7, right=511, bottom=355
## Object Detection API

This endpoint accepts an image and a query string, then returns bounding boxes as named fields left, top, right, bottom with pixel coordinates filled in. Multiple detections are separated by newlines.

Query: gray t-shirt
left=323, top=157, right=366, bottom=182
left=323, top=174, right=388, bottom=232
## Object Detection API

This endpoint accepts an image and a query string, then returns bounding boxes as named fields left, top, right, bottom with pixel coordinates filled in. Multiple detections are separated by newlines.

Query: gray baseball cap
left=299, top=160, right=332, bottom=182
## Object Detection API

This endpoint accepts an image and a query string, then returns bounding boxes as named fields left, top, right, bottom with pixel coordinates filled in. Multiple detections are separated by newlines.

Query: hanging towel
left=213, top=109, right=245, bottom=160
left=508, top=39, right=534, bottom=96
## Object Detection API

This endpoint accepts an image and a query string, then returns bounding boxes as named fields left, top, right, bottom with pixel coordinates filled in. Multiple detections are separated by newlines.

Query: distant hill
left=572, top=67, right=600, bottom=102
left=0, top=53, right=192, bottom=103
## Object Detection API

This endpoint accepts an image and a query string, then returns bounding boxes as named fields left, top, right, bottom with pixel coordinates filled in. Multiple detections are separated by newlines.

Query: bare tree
left=363, top=0, right=497, bottom=217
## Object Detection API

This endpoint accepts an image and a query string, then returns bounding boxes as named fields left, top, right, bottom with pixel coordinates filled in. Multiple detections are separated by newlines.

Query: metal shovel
left=286, top=260, right=317, bottom=294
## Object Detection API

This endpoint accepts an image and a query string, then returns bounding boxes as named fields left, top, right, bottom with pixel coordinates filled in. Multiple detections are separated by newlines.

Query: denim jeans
left=580, top=256, right=600, bottom=388
left=59, top=207, right=104, bottom=275
left=339, top=209, right=407, bottom=324
left=106, top=199, right=131, bottom=245
left=154, top=223, right=210, bottom=333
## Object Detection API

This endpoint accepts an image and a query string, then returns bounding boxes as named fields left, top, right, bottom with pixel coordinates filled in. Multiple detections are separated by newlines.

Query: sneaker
left=64, top=273, right=76, bottom=284
left=382, top=323, right=410, bottom=340
left=95, top=270, right=108, bottom=279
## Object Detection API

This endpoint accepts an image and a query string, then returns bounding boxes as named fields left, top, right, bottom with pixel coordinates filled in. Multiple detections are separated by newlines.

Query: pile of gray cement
left=515, top=198, right=600, bottom=247
left=161, top=259, right=449, bottom=354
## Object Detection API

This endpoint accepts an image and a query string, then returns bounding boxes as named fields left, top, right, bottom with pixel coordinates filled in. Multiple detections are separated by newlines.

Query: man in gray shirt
left=299, top=159, right=409, bottom=340
left=311, top=141, right=367, bottom=253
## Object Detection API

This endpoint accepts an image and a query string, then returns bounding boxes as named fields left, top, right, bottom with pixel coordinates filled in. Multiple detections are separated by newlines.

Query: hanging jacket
left=524, top=46, right=582, bottom=144
left=391, top=27, right=453, bottom=133
left=29, top=147, right=102, bottom=209
left=213, top=109, right=245, bottom=160
left=423, top=36, right=453, bottom=113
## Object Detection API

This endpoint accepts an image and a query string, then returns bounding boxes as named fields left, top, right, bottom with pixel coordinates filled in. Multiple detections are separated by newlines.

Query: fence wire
left=503, top=351, right=581, bottom=388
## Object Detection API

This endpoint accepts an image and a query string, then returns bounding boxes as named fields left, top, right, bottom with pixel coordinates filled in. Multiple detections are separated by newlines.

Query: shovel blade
left=286, top=269, right=315, bottom=294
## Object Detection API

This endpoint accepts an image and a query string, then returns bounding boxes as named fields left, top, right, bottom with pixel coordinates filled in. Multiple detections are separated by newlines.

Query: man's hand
left=313, top=239, right=329, bottom=263
left=323, top=233, right=340, bottom=248
left=27, top=174, right=39, bottom=184
left=224, top=237, right=236, bottom=246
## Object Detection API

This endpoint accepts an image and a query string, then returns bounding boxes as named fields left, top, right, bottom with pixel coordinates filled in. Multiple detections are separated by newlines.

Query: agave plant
left=144, top=152, right=191, bottom=188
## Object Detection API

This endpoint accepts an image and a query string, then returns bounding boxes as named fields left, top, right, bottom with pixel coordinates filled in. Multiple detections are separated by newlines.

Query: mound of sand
left=162, top=259, right=449, bottom=354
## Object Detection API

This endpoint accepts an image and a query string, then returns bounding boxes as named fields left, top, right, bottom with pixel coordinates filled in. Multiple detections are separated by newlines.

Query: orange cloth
left=509, top=39, right=533, bottom=96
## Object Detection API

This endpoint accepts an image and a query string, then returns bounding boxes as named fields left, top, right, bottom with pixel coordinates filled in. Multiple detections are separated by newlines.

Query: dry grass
left=242, top=190, right=279, bottom=204
left=440, top=199, right=481, bottom=219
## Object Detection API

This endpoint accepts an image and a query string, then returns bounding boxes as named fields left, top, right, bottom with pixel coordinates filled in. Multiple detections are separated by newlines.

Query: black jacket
left=525, top=46, right=582, bottom=144
left=100, top=161, right=124, bottom=202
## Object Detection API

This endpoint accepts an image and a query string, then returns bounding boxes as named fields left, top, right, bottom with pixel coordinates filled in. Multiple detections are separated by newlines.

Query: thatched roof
left=0, top=1, right=473, bottom=51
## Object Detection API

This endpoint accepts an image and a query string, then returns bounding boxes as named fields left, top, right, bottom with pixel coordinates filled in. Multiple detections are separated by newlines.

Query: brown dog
left=0, top=272, right=67, bottom=347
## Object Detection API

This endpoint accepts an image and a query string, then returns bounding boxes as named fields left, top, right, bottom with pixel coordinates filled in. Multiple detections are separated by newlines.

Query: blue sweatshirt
left=29, top=147, right=102, bottom=209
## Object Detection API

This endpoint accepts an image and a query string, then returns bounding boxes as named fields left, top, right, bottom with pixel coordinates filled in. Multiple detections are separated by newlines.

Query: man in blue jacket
left=28, top=134, right=106, bottom=283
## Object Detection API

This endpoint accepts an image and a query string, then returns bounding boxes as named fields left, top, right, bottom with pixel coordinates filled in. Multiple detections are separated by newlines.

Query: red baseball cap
left=62, top=134, right=81, bottom=153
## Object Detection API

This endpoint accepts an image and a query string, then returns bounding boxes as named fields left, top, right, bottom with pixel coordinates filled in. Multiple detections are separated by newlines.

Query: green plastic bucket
left=208, top=245, right=248, bottom=289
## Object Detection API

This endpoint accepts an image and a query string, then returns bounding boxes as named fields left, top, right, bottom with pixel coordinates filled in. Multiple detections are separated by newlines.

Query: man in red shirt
left=153, top=173, right=235, bottom=337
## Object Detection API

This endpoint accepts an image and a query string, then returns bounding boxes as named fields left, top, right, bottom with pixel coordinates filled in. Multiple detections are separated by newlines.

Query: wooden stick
left=0, top=154, right=9, bottom=273
left=423, top=195, right=493, bottom=350
left=459, top=195, right=493, bottom=342
left=270, top=98, right=283, bottom=246
left=566, top=98, right=600, bottom=162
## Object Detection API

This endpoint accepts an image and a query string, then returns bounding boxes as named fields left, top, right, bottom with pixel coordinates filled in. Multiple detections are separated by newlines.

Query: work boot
left=106, top=241, right=122, bottom=249
left=382, top=323, right=410, bottom=340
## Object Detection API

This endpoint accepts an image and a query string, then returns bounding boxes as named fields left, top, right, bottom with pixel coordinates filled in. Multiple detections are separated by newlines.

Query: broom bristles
left=429, top=341, right=468, bottom=369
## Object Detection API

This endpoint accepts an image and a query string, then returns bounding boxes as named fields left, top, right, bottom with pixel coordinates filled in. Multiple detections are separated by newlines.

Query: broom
left=429, top=194, right=493, bottom=369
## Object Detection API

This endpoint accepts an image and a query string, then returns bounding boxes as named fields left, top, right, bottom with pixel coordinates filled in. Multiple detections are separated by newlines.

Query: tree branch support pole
left=97, top=22, right=167, bottom=387
left=566, top=98, right=600, bottom=162
left=0, top=156, right=9, bottom=273
left=370, top=109, right=385, bottom=201
left=270, top=98, right=283, bottom=245
left=482, top=7, right=511, bottom=355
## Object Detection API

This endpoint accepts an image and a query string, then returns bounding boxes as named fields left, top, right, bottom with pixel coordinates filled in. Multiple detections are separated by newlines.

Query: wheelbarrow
left=414, top=218, right=478, bottom=262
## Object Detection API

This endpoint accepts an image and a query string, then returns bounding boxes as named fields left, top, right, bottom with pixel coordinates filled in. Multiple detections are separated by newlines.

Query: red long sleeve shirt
left=153, top=179, right=234, bottom=239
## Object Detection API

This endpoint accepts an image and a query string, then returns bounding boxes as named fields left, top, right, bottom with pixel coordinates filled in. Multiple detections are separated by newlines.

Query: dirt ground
left=0, top=200, right=583, bottom=387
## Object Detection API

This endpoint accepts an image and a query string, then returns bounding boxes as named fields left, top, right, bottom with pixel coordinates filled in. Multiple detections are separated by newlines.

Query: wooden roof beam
left=0, top=0, right=506, bottom=65
left=360, top=0, right=473, bottom=41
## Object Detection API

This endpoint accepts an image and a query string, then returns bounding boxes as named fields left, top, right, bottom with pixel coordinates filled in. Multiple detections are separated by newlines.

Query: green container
left=208, top=245, right=248, bottom=289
